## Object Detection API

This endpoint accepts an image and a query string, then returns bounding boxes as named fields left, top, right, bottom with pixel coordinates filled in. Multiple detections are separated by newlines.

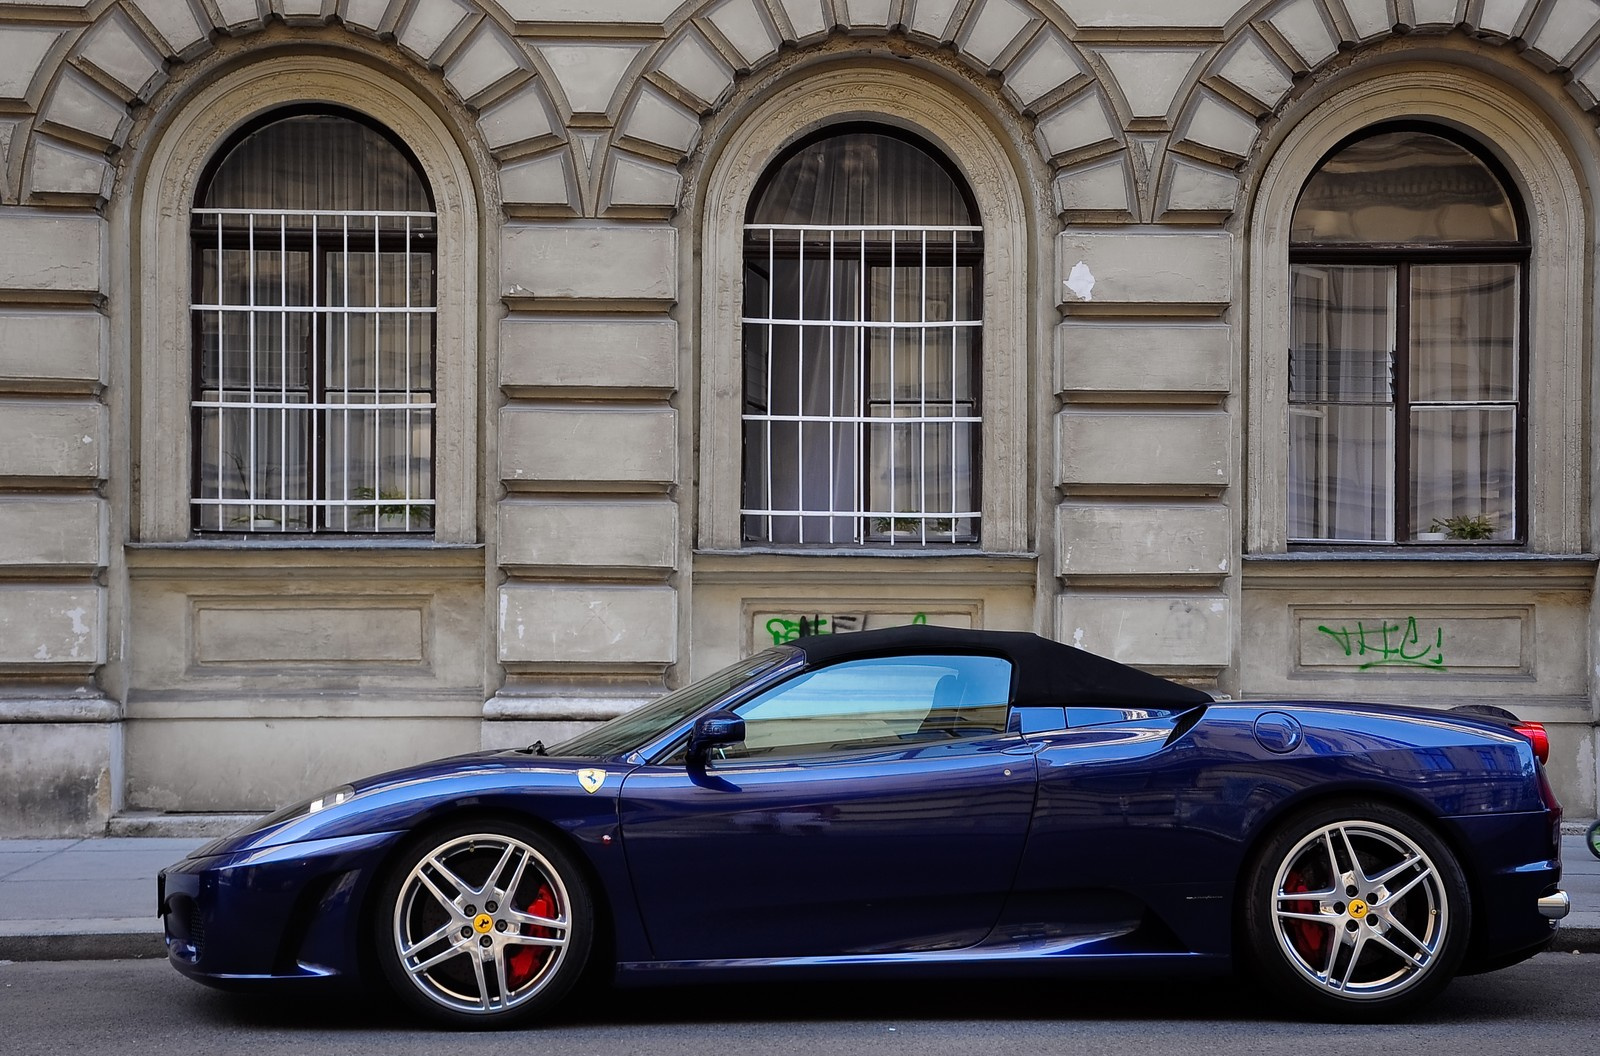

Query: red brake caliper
left=1284, top=870, right=1327, bottom=966
left=505, top=883, right=556, bottom=988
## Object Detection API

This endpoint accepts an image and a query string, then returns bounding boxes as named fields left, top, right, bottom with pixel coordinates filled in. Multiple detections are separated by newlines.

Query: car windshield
left=545, top=648, right=796, bottom=758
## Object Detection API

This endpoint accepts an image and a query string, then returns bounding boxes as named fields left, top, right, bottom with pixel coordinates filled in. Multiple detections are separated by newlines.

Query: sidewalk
left=2, top=827, right=1598, bottom=962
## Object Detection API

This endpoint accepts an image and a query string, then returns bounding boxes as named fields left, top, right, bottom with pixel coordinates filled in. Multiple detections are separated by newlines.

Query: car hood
left=193, top=750, right=635, bottom=857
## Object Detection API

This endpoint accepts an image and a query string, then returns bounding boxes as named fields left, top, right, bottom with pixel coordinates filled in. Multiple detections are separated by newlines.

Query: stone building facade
left=1, top=0, right=1598, bottom=836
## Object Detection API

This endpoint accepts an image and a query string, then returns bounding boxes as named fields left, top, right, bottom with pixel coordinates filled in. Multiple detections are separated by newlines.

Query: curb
left=1552, top=924, right=1600, bottom=955
left=0, top=933, right=166, bottom=962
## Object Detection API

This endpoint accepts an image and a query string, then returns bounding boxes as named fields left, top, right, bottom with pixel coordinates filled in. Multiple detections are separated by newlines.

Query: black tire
left=373, top=819, right=595, bottom=1029
left=1587, top=819, right=1600, bottom=862
left=1241, top=801, right=1471, bottom=1021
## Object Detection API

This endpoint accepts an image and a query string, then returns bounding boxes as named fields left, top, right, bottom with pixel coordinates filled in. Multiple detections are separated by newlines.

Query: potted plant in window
left=351, top=487, right=431, bottom=531
left=226, top=452, right=282, bottom=530
left=870, top=516, right=955, bottom=541
left=1430, top=513, right=1496, bottom=541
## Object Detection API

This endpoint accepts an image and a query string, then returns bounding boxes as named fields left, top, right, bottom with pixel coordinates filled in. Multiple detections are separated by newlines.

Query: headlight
left=306, top=784, right=356, bottom=814
left=241, top=783, right=357, bottom=833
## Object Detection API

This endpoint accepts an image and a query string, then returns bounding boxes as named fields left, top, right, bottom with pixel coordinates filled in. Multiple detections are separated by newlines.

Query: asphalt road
left=3, top=954, right=1599, bottom=1055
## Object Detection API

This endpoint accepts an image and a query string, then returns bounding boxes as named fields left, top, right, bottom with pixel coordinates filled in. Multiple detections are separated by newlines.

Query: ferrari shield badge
left=577, top=768, right=606, bottom=794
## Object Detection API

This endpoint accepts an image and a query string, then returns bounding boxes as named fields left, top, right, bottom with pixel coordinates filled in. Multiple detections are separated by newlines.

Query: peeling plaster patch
left=1209, top=601, right=1225, bottom=613
left=66, top=607, right=88, bottom=635
left=34, top=644, right=49, bottom=660
left=1065, top=261, right=1095, bottom=301
left=1575, top=736, right=1596, bottom=809
left=1072, top=627, right=1085, bottom=648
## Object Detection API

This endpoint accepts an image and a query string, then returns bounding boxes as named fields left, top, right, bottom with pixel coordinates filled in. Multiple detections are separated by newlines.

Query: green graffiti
left=766, top=613, right=929, bottom=646
left=1316, top=618, right=1446, bottom=671
left=765, top=616, right=827, bottom=644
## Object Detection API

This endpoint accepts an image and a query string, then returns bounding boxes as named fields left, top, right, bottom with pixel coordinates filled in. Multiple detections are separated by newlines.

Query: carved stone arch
left=1167, top=0, right=1600, bottom=220
left=21, top=1, right=567, bottom=209
left=606, top=0, right=1130, bottom=220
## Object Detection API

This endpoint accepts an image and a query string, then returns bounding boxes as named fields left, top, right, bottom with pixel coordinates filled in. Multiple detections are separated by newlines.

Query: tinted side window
left=727, top=654, right=1012, bottom=759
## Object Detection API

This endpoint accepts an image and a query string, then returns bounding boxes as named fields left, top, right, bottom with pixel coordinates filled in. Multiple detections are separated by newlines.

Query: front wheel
left=1587, top=819, right=1600, bottom=861
left=1242, top=802, right=1471, bottom=1020
left=373, top=819, right=595, bottom=1029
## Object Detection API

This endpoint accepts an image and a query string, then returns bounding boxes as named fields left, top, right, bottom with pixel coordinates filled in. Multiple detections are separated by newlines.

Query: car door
left=617, top=653, right=1038, bottom=961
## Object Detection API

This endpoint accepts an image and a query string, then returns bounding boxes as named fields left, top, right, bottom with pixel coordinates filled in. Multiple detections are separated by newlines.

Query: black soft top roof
left=787, top=625, right=1212, bottom=708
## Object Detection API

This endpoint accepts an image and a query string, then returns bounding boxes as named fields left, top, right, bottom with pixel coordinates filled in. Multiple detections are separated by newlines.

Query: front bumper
left=159, top=830, right=402, bottom=988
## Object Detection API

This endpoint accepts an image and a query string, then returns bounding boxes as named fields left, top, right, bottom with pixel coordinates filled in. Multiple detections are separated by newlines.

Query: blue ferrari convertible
left=158, top=626, right=1569, bottom=1027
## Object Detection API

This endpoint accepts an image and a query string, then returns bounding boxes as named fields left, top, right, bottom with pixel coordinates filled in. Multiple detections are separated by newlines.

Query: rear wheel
left=1243, top=802, right=1470, bottom=1020
left=374, top=820, right=594, bottom=1029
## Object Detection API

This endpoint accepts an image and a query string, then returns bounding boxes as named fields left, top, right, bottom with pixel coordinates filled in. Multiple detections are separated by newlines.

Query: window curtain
left=1408, top=264, right=1518, bottom=538
left=1288, top=265, right=1396, bottom=541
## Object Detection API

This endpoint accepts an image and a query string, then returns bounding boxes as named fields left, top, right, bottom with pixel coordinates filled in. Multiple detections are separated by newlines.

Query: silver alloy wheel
left=391, top=832, right=572, bottom=1015
left=1270, top=819, right=1448, bottom=1001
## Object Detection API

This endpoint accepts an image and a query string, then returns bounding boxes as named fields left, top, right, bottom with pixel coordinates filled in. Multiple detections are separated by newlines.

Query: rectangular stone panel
left=1056, top=593, right=1231, bottom=670
left=0, top=213, right=101, bottom=294
left=1057, top=321, right=1230, bottom=396
left=501, top=224, right=676, bottom=303
left=498, top=500, right=678, bottom=571
left=0, top=498, right=104, bottom=566
left=0, top=311, right=102, bottom=388
left=1056, top=410, right=1229, bottom=489
left=1056, top=230, right=1232, bottom=310
left=500, top=316, right=677, bottom=391
left=1056, top=503, right=1230, bottom=579
left=194, top=603, right=426, bottom=664
left=499, top=406, right=677, bottom=487
left=0, top=400, right=105, bottom=480
left=1294, top=609, right=1528, bottom=675
left=0, top=585, right=103, bottom=666
left=498, top=583, right=677, bottom=665
left=126, top=554, right=487, bottom=693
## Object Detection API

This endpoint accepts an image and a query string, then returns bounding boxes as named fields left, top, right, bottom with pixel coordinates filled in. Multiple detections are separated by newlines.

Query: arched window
left=1287, top=125, right=1527, bottom=544
left=740, top=127, right=982, bottom=547
left=190, top=109, right=437, bottom=533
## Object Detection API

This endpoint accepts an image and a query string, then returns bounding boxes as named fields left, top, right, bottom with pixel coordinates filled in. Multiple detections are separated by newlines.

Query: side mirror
left=687, top=710, right=745, bottom=768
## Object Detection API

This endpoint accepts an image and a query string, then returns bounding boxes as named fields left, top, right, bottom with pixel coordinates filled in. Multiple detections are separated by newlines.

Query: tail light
left=1515, top=721, right=1561, bottom=854
left=1513, top=721, right=1550, bottom=764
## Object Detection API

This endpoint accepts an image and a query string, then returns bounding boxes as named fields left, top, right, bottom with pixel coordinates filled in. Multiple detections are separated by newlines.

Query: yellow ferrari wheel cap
left=473, top=913, right=494, bottom=934
left=1349, top=899, right=1369, bottom=919
left=578, top=768, right=606, bottom=794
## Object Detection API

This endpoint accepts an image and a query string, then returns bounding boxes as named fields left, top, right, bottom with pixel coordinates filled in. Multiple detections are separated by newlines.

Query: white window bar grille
left=741, top=223, right=981, bottom=546
left=191, top=206, right=437, bottom=533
